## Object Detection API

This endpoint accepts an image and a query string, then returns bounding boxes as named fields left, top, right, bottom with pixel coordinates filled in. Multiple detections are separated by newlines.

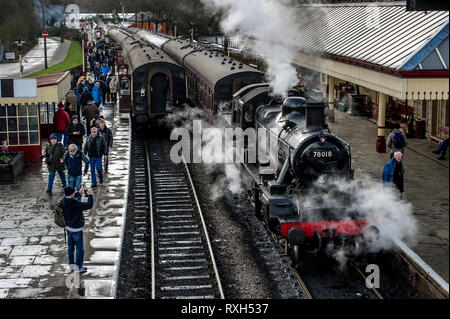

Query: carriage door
left=150, top=73, right=169, bottom=114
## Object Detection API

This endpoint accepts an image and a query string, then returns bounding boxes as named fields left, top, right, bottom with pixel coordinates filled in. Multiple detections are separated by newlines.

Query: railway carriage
left=127, top=29, right=265, bottom=121
left=106, top=27, right=186, bottom=126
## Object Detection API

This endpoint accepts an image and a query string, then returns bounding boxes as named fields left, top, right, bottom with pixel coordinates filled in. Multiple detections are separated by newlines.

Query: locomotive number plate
left=313, top=151, right=333, bottom=158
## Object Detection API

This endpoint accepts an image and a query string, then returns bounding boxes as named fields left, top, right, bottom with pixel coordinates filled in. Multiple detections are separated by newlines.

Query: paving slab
left=0, top=102, right=130, bottom=298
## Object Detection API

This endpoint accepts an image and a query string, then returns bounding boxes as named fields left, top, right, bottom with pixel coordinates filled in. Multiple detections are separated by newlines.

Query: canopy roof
left=292, top=1, right=449, bottom=71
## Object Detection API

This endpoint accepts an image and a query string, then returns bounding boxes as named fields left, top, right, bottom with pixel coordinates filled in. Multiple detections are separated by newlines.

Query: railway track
left=146, top=138, right=224, bottom=299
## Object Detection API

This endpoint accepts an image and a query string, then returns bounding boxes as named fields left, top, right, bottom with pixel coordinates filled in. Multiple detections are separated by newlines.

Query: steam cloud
left=299, top=175, right=418, bottom=266
left=167, top=107, right=250, bottom=199
left=203, top=0, right=299, bottom=97
left=33, top=0, right=66, bottom=26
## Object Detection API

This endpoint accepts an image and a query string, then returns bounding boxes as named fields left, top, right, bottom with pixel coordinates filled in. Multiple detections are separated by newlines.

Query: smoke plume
left=33, top=0, right=66, bottom=26
left=202, top=0, right=299, bottom=97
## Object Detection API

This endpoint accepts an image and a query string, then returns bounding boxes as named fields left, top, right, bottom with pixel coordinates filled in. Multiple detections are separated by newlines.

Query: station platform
left=0, top=103, right=447, bottom=298
left=0, top=102, right=130, bottom=298
left=329, top=110, right=449, bottom=282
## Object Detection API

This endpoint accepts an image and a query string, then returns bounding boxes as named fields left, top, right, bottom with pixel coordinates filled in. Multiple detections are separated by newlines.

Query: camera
left=81, top=184, right=89, bottom=196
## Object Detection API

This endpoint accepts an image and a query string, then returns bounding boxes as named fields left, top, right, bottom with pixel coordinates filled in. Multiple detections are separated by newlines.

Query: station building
left=291, top=1, right=449, bottom=152
left=0, top=71, right=71, bottom=162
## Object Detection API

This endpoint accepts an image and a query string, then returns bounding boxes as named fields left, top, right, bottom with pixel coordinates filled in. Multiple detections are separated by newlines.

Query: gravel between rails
left=188, top=163, right=306, bottom=299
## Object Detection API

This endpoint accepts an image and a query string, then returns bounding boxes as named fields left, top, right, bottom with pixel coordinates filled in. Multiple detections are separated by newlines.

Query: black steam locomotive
left=232, top=87, right=379, bottom=265
left=125, top=27, right=379, bottom=263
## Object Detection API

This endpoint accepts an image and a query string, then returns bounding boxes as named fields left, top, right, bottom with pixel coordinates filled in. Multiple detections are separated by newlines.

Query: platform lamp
left=14, top=36, right=25, bottom=78
left=41, top=0, right=48, bottom=69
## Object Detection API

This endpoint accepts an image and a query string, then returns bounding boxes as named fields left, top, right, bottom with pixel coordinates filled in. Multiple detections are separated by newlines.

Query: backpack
left=53, top=202, right=66, bottom=228
left=393, top=132, right=405, bottom=149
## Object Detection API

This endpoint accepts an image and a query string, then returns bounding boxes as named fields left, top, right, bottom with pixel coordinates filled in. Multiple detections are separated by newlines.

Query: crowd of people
left=45, top=37, right=120, bottom=275
left=41, top=39, right=117, bottom=196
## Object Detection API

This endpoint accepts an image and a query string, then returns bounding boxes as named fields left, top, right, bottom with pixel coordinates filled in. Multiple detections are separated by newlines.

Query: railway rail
left=146, top=138, right=224, bottom=299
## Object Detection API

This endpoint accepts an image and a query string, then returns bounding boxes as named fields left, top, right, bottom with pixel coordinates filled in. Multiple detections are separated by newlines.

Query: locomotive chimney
left=304, top=90, right=326, bottom=132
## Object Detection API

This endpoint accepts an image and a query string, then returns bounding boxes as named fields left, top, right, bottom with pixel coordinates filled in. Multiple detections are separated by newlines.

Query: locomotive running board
left=393, top=238, right=449, bottom=299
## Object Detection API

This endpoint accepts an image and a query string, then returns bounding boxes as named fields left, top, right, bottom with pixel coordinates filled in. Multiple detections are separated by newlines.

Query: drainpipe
left=376, top=92, right=387, bottom=153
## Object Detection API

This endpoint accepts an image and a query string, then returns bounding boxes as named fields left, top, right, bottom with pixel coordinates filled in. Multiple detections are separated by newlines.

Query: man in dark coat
left=80, top=87, right=92, bottom=108
left=98, top=119, right=113, bottom=172
left=66, top=116, right=85, bottom=150
left=65, top=90, right=78, bottom=114
left=83, top=127, right=108, bottom=187
left=42, top=133, right=67, bottom=195
left=82, top=101, right=99, bottom=135
left=60, top=185, right=93, bottom=273
left=77, top=79, right=88, bottom=95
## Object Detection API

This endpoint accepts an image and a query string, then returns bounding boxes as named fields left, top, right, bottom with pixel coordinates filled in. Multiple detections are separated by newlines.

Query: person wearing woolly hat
left=42, top=133, right=66, bottom=194
left=60, top=185, right=93, bottom=273
left=53, top=103, right=71, bottom=147
left=66, top=115, right=85, bottom=150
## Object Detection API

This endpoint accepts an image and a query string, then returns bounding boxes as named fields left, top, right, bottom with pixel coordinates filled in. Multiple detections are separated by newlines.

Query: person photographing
left=60, top=186, right=93, bottom=273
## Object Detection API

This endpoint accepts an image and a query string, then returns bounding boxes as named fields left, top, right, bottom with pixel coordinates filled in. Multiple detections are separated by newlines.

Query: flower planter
left=0, top=152, right=25, bottom=182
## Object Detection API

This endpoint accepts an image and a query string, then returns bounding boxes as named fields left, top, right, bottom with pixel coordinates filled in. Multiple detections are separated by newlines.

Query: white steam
left=203, top=0, right=299, bottom=97
left=299, top=175, right=418, bottom=257
left=167, top=107, right=248, bottom=199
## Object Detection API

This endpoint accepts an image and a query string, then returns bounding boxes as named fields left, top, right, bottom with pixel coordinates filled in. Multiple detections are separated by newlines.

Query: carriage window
left=120, top=79, right=130, bottom=95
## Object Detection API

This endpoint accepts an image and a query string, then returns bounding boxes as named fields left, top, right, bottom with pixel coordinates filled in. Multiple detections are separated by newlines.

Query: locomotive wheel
left=291, top=245, right=301, bottom=268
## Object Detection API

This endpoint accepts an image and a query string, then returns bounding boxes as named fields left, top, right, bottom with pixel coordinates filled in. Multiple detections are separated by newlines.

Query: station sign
left=5, top=52, right=15, bottom=60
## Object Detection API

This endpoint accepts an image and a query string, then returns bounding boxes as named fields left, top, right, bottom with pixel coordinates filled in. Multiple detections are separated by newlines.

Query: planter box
left=0, top=152, right=25, bottom=182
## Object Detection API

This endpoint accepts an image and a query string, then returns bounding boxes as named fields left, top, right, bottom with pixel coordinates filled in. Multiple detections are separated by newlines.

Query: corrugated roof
left=292, top=1, right=449, bottom=70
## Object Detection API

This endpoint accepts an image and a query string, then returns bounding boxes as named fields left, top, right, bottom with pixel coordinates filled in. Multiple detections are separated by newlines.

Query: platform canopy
left=289, top=1, right=449, bottom=100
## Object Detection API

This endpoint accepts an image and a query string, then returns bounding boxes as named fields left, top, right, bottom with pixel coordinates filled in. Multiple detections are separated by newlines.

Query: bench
left=430, top=127, right=449, bottom=144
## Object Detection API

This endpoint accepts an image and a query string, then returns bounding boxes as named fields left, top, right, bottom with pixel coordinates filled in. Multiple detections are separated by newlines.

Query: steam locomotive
left=232, top=87, right=380, bottom=265
left=123, top=27, right=379, bottom=264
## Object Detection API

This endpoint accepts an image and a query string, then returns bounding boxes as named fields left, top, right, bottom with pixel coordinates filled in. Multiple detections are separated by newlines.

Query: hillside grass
left=27, top=40, right=82, bottom=77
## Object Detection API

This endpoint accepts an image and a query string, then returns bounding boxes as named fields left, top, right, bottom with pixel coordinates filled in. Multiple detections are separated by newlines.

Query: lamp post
left=41, top=0, right=48, bottom=69
left=120, top=0, right=125, bottom=25
left=14, top=36, right=25, bottom=78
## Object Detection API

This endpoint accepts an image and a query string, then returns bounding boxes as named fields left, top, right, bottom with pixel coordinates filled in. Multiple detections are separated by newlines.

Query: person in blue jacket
left=63, top=144, right=89, bottom=191
left=382, top=151, right=405, bottom=197
left=91, top=82, right=103, bottom=108
left=99, top=62, right=110, bottom=78
left=60, top=186, right=93, bottom=273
